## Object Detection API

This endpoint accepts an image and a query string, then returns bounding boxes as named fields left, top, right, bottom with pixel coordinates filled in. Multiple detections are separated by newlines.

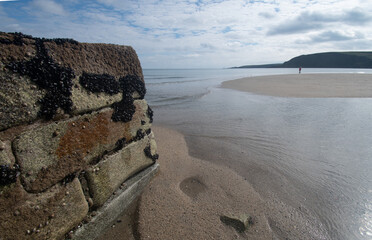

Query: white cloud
left=0, top=0, right=371, bottom=68
left=32, top=0, right=67, bottom=16
left=267, top=7, right=372, bottom=36
left=183, top=53, right=200, bottom=58
left=296, top=30, right=365, bottom=44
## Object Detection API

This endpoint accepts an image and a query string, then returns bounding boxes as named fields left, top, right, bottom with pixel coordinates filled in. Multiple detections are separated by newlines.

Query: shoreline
left=98, top=126, right=329, bottom=239
left=221, top=73, right=372, bottom=98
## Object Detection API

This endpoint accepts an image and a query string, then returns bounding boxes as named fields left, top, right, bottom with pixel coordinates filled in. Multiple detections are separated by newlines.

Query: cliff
left=0, top=32, right=159, bottom=240
left=283, top=52, right=372, bottom=68
left=234, top=51, right=372, bottom=68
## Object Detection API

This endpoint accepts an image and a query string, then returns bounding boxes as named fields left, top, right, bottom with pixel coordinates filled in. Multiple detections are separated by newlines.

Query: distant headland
left=233, top=51, right=372, bottom=69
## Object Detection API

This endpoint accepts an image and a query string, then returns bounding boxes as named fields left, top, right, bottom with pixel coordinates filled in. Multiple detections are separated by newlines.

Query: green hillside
left=234, top=52, right=372, bottom=69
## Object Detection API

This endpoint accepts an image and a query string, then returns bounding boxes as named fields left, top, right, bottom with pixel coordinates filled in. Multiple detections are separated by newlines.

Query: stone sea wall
left=0, top=32, right=158, bottom=240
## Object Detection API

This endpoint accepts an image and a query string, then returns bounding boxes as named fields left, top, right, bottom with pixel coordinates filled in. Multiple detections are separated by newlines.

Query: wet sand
left=98, top=126, right=329, bottom=239
left=222, top=73, right=372, bottom=97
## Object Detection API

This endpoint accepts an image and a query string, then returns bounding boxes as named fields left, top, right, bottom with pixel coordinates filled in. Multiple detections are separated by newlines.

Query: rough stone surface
left=0, top=32, right=145, bottom=130
left=70, top=76, right=122, bottom=115
left=86, top=134, right=155, bottom=207
left=0, top=140, right=17, bottom=193
left=0, top=32, right=158, bottom=240
left=0, top=178, right=88, bottom=240
left=0, top=33, right=36, bottom=64
left=72, top=163, right=159, bottom=240
left=131, top=100, right=152, bottom=137
left=149, top=132, right=158, bottom=156
left=14, top=101, right=150, bottom=193
left=0, top=72, right=45, bottom=131
left=0, top=140, right=14, bottom=165
left=220, top=214, right=254, bottom=233
left=44, top=42, right=144, bottom=79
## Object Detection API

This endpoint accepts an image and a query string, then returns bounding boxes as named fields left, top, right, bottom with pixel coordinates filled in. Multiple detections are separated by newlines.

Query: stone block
left=0, top=32, right=145, bottom=129
left=44, top=42, right=143, bottom=79
left=0, top=178, right=88, bottom=240
left=0, top=33, right=36, bottom=64
left=44, top=41, right=145, bottom=116
left=0, top=140, right=14, bottom=165
left=86, top=135, right=155, bottom=207
left=0, top=140, right=17, bottom=193
left=0, top=32, right=157, bottom=240
left=129, top=99, right=152, bottom=137
left=149, top=132, right=158, bottom=156
left=0, top=72, right=45, bottom=131
left=0, top=140, right=18, bottom=194
left=13, top=101, right=151, bottom=193
left=70, top=76, right=122, bottom=115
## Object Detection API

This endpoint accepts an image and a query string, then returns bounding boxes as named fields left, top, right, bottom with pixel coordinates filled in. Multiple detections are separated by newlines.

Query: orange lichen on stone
left=56, top=111, right=111, bottom=160
left=15, top=103, right=150, bottom=193
left=25, top=110, right=123, bottom=192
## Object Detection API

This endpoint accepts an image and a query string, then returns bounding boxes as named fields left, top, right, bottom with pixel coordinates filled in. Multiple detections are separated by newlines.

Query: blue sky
left=0, top=0, right=371, bottom=68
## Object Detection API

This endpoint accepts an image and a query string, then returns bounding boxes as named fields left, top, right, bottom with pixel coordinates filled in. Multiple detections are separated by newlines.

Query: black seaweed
left=144, top=146, right=159, bottom=162
left=49, top=38, right=78, bottom=45
left=0, top=38, right=12, bottom=45
left=133, top=129, right=145, bottom=142
left=0, top=32, right=77, bottom=46
left=13, top=33, right=26, bottom=46
left=115, top=137, right=127, bottom=151
left=78, top=74, right=147, bottom=123
left=114, top=129, right=147, bottom=152
left=79, top=72, right=120, bottom=95
left=111, top=97, right=136, bottom=122
left=145, top=128, right=152, bottom=135
left=119, top=75, right=146, bottom=99
left=147, top=106, right=153, bottom=123
left=0, top=164, right=20, bottom=186
left=6, top=36, right=75, bottom=120
left=61, top=172, right=76, bottom=185
left=12, top=32, right=33, bottom=40
left=0, top=32, right=33, bottom=45
left=111, top=75, right=147, bottom=123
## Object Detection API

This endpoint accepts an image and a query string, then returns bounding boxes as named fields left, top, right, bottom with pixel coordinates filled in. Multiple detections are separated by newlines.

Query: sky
left=0, top=0, right=371, bottom=68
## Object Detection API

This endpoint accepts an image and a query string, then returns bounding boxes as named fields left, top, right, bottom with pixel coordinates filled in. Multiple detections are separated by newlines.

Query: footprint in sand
left=179, top=176, right=207, bottom=199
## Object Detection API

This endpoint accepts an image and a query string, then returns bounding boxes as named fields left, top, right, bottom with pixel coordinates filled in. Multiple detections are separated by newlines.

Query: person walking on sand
left=299, top=67, right=302, bottom=74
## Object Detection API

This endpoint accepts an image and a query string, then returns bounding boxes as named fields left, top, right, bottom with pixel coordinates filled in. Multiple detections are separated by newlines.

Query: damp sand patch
left=179, top=176, right=207, bottom=199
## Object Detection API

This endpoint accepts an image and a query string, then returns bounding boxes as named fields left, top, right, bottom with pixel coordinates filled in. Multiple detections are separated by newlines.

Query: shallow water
left=145, top=68, right=372, bottom=240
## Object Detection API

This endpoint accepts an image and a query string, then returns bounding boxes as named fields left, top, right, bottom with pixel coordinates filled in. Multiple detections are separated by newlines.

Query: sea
left=144, top=68, right=372, bottom=240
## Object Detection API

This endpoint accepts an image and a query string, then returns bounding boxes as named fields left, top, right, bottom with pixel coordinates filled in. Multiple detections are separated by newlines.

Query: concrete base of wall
left=71, top=163, right=159, bottom=240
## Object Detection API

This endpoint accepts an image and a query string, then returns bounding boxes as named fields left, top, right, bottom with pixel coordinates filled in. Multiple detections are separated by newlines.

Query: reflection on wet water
left=360, top=193, right=372, bottom=237
left=145, top=68, right=372, bottom=240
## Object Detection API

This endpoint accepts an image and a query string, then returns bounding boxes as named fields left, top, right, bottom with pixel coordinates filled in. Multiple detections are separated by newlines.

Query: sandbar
left=222, top=73, right=372, bottom=98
